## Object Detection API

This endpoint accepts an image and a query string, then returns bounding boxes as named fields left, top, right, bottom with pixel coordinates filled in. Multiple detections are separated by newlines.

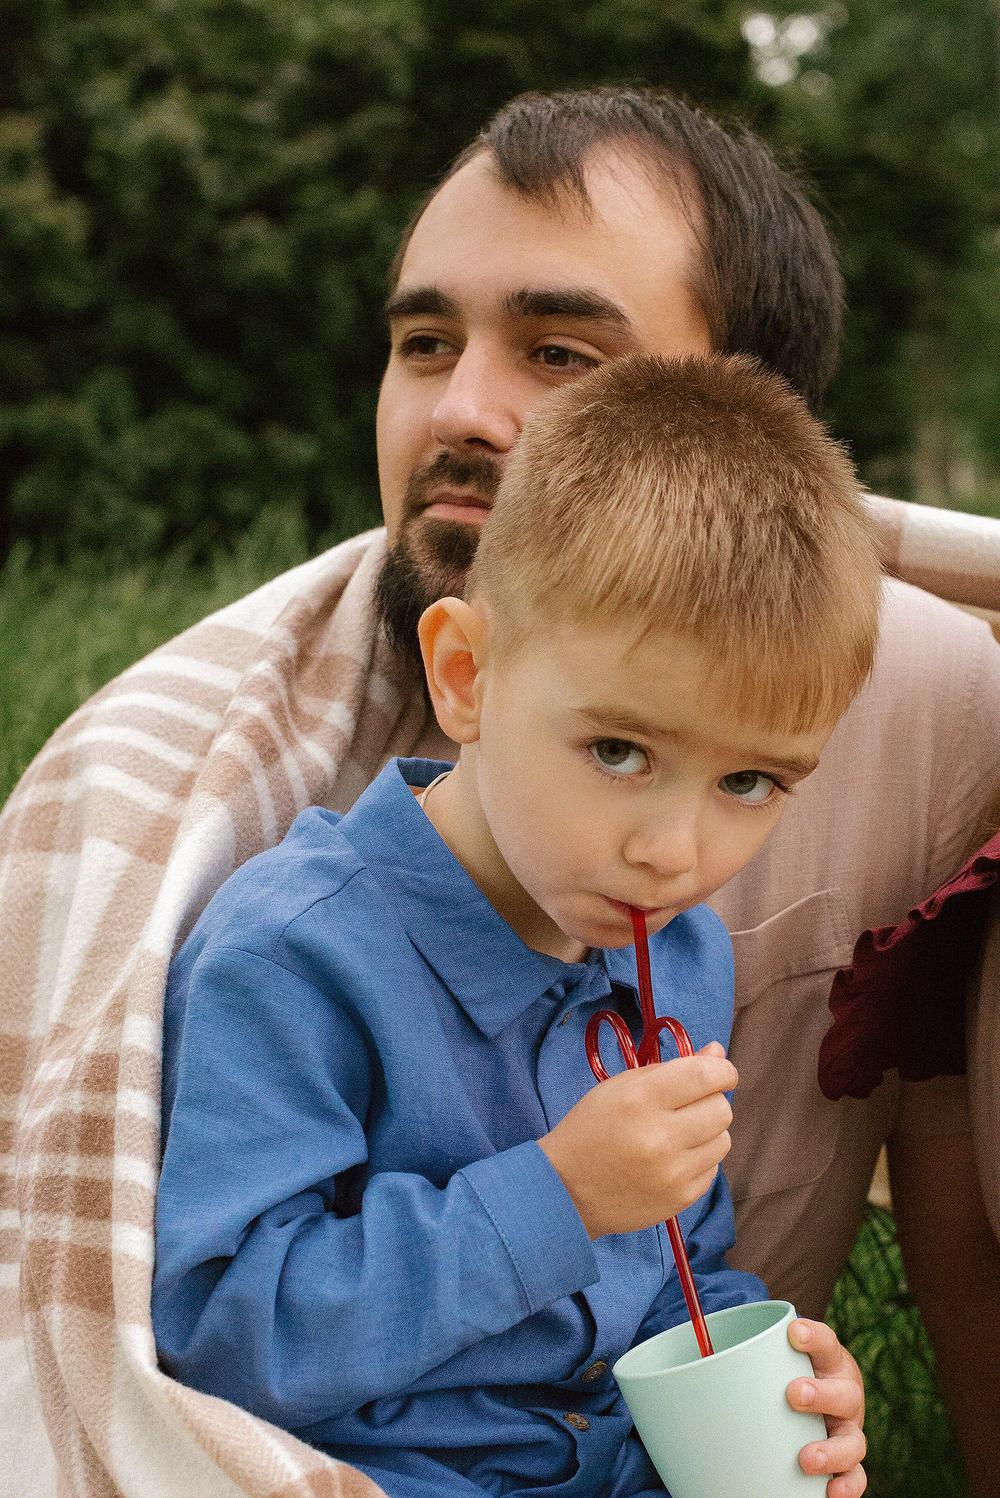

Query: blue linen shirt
left=153, top=758, right=765, bottom=1497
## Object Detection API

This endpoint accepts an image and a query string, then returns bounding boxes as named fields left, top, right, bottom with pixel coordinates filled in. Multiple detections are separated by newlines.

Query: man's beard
left=373, top=451, right=501, bottom=678
left=374, top=521, right=481, bottom=678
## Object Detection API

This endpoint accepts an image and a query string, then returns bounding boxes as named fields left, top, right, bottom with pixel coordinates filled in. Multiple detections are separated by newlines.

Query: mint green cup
left=613, top=1300, right=827, bottom=1497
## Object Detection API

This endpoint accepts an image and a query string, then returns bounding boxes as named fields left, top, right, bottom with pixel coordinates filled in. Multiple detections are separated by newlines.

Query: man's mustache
left=403, top=451, right=502, bottom=519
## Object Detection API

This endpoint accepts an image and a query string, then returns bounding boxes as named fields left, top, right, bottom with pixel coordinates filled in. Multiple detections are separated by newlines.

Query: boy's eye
left=720, top=771, right=778, bottom=804
left=590, top=739, right=648, bottom=776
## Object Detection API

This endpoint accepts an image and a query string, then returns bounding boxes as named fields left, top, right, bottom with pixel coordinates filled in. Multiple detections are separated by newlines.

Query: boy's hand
left=786, top=1318, right=867, bottom=1497
left=539, top=1042, right=736, bottom=1239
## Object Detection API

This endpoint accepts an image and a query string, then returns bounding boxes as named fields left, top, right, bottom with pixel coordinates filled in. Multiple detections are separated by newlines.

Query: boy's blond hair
left=468, top=352, right=881, bottom=735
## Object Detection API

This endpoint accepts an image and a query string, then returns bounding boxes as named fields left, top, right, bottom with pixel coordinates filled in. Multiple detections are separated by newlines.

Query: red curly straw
left=584, top=907, right=715, bottom=1358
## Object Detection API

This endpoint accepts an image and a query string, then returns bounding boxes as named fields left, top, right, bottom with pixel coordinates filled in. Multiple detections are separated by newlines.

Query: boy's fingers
left=787, top=1375, right=863, bottom=1422
left=798, top=1409, right=866, bottom=1487
left=826, top=1468, right=868, bottom=1498
left=654, top=1054, right=738, bottom=1103
left=683, top=1133, right=731, bottom=1179
left=800, top=1452, right=867, bottom=1498
left=799, top=1434, right=865, bottom=1473
left=787, top=1319, right=865, bottom=1493
left=788, top=1319, right=853, bottom=1382
left=654, top=1100, right=731, bottom=1165
left=788, top=1320, right=865, bottom=1415
left=799, top=1436, right=867, bottom=1493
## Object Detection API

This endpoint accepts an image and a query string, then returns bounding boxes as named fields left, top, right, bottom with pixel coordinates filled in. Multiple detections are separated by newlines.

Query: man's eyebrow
left=384, top=283, right=634, bottom=328
left=502, top=286, right=633, bottom=326
left=573, top=707, right=820, bottom=777
left=384, top=286, right=461, bottom=321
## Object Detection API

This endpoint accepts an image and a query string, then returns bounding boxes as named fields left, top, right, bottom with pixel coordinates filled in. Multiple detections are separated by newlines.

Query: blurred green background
left=2, top=0, right=997, bottom=571
left=2, top=3, right=997, bottom=1493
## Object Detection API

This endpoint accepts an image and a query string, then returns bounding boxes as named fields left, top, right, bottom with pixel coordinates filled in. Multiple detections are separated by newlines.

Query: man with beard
left=371, top=90, right=1000, bottom=1493
left=3, top=85, right=999, bottom=1498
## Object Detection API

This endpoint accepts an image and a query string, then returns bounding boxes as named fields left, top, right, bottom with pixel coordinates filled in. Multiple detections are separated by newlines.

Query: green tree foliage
left=0, top=0, right=756, bottom=559
left=755, top=0, right=1000, bottom=503
left=2, top=1, right=996, bottom=554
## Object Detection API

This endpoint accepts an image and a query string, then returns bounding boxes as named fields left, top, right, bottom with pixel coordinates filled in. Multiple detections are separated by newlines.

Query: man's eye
left=534, top=344, right=599, bottom=371
left=590, top=739, right=648, bottom=776
left=720, top=771, right=779, bottom=805
left=399, top=334, right=452, bottom=359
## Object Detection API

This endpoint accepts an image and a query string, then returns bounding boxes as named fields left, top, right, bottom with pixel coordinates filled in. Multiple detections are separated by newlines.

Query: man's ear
left=417, top=598, right=490, bottom=744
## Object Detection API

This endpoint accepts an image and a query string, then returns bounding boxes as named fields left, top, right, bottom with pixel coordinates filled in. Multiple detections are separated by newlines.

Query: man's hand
left=786, top=1318, right=867, bottom=1497
left=538, top=1042, right=736, bottom=1239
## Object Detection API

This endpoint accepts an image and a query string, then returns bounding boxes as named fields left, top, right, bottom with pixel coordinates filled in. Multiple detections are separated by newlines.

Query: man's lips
left=421, top=490, right=493, bottom=525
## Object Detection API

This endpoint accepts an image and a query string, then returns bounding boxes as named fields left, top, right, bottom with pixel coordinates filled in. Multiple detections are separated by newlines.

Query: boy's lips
left=607, top=898, right=661, bottom=919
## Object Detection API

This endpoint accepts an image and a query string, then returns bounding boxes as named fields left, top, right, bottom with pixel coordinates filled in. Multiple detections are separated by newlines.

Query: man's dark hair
left=394, top=87, right=843, bottom=413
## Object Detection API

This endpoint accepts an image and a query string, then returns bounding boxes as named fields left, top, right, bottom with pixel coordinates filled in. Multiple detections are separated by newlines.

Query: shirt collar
left=602, top=943, right=644, bottom=994
left=338, top=758, right=615, bottom=1039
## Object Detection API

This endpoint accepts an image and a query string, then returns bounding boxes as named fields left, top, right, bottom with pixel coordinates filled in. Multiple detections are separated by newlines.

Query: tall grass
left=0, top=508, right=315, bottom=803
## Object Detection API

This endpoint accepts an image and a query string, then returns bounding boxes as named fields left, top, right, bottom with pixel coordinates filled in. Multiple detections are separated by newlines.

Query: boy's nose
left=623, top=816, right=698, bottom=882
left=431, top=346, right=521, bottom=455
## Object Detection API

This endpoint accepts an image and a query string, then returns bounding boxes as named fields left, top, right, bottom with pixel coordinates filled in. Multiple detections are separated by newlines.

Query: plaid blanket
left=1, top=499, right=997, bottom=1497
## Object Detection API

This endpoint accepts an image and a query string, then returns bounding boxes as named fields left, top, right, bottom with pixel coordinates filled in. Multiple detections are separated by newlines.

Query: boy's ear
left=417, top=598, right=490, bottom=744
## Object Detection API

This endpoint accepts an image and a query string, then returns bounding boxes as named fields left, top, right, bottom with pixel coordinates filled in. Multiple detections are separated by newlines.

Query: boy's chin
left=564, top=914, right=665, bottom=952
left=599, top=932, right=645, bottom=950
left=598, top=921, right=676, bottom=949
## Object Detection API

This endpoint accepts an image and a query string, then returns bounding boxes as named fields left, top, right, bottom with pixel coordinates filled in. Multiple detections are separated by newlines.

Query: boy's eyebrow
left=384, top=283, right=634, bottom=329
left=574, top=707, right=820, bottom=777
left=736, top=749, right=820, bottom=777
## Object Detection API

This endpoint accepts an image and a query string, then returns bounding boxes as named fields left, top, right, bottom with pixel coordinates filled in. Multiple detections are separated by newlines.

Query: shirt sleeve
left=926, top=614, right=1000, bottom=884
left=153, top=944, right=598, bottom=1429
left=632, top=1166, right=767, bottom=1347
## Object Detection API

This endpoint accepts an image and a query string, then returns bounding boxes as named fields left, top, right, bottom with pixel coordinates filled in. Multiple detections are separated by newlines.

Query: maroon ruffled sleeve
left=818, top=830, right=1000, bottom=1101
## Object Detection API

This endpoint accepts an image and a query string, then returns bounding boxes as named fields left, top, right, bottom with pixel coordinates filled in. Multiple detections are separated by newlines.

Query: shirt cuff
left=459, top=1140, right=599, bottom=1315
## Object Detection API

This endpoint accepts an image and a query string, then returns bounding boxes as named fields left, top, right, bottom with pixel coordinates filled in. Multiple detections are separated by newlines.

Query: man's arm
left=889, top=1125, right=1000, bottom=1498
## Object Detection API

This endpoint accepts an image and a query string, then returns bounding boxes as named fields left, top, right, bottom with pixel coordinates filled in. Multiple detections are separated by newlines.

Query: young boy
left=153, top=353, right=879, bottom=1497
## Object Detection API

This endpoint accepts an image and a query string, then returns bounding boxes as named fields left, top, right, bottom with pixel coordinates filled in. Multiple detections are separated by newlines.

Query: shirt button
left=563, top=1412, right=590, bottom=1431
left=559, top=1011, right=571, bottom=1026
left=581, top=1359, right=608, bottom=1383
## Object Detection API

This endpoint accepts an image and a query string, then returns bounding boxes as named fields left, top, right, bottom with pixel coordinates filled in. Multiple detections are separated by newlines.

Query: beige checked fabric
left=1, top=499, right=998, bottom=1497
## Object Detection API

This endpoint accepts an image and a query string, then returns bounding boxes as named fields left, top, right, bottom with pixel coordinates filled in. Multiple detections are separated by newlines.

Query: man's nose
left=430, top=346, right=520, bottom=454
left=623, top=813, right=699, bottom=880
